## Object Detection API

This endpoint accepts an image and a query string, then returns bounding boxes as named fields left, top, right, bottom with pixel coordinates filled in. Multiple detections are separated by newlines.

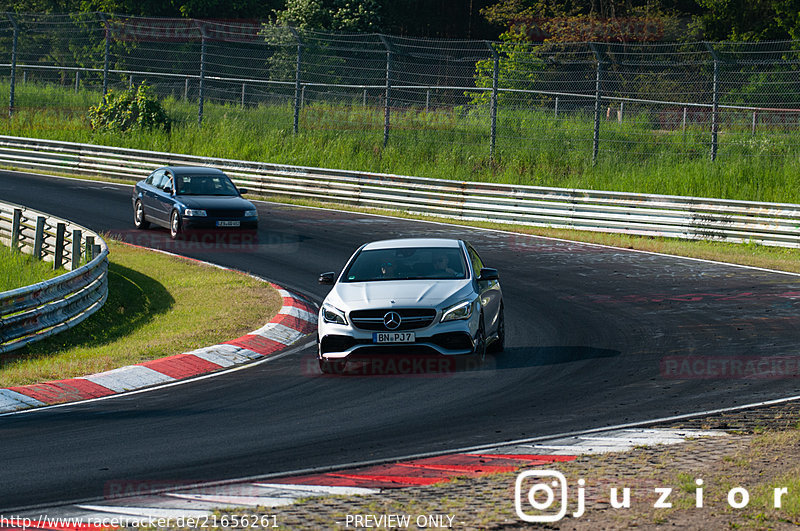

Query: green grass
left=0, top=244, right=61, bottom=292
left=0, top=239, right=282, bottom=387
left=2, top=81, right=800, bottom=204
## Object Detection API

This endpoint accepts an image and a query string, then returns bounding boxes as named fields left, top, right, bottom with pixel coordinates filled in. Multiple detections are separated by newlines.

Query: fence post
left=8, top=14, right=18, bottom=118
left=197, top=20, right=207, bottom=126
left=555, top=97, right=558, bottom=118
left=241, top=83, right=245, bottom=108
left=682, top=107, right=687, bottom=132
left=426, top=89, right=430, bottom=112
left=85, top=235, right=94, bottom=262
left=33, top=215, right=45, bottom=259
left=288, top=26, right=302, bottom=135
left=75, top=70, right=80, bottom=92
left=705, top=42, right=720, bottom=161
left=54, top=222, right=66, bottom=270
left=71, top=229, right=81, bottom=270
left=589, top=44, right=604, bottom=166
left=184, top=77, right=189, bottom=100
left=752, top=111, right=757, bottom=135
left=11, top=208, right=22, bottom=251
left=485, top=41, right=499, bottom=159
left=379, top=35, right=393, bottom=148
left=100, top=13, right=110, bottom=100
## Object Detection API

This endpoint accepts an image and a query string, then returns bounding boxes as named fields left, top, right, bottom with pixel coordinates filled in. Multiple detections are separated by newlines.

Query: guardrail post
left=85, top=235, right=94, bottom=262
left=92, top=243, right=101, bottom=260
left=485, top=41, right=499, bottom=159
left=11, top=208, right=22, bottom=251
left=378, top=35, right=394, bottom=148
left=288, top=26, right=303, bottom=135
left=54, top=222, right=65, bottom=270
left=8, top=14, right=18, bottom=118
left=33, top=215, right=45, bottom=259
left=589, top=44, right=605, bottom=166
left=705, top=42, right=720, bottom=161
left=71, top=229, right=81, bottom=270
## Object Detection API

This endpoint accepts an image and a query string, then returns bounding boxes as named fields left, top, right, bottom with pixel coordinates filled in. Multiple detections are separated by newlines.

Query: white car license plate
left=216, top=220, right=240, bottom=227
left=373, top=332, right=415, bottom=343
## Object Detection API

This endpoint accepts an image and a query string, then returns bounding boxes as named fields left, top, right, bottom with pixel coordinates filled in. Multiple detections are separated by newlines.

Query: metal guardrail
left=0, top=198, right=108, bottom=353
left=0, top=134, right=799, bottom=248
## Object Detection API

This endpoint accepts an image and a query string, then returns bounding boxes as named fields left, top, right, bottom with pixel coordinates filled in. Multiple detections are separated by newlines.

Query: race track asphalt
left=1, top=170, right=799, bottom=511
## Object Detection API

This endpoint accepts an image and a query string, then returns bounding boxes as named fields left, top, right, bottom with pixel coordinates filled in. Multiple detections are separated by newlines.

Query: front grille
left=350, top=308, right=437, bottom=331
left=207, top=209, right=245, bottom=218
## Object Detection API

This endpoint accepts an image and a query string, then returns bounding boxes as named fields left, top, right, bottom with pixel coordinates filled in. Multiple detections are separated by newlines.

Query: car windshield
left=175, top=174, right=239, bottom=196
left=342, top=247, right=467, bottom=282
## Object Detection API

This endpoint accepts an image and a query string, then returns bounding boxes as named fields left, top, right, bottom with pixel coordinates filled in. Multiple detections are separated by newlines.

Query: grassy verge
left=0, top=239, right=282, bottom=387
left=0, top=244, right=62, bottom=291
left=2, top=81, right=800, bottom=204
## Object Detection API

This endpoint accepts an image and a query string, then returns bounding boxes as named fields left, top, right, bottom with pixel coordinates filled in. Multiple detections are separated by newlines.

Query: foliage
left=481, top=0, right=691, bottom=41
left=274, top=0, right=384, bottom=32
left=692, top=0, right=800, bottom=41
left=88, top=82, right=171, bottom=133
left=469, top=36, right=546, bottom=107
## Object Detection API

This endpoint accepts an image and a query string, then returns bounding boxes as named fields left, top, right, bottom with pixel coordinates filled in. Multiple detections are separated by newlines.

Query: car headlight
left=441, top=300, right=473, bottom=322
left=322, top=304, right=347, bottom=325
left=184, top=209, right=207, bottom=217
left=244, top=210, right=258, bottom=218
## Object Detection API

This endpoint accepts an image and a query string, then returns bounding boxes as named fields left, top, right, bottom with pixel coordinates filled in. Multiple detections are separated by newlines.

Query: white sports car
left=316, top=238, right=504, bottom=374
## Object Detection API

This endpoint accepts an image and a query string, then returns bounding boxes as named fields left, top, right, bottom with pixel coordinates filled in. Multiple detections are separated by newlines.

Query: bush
left=88, top=83, right=171, bottom=133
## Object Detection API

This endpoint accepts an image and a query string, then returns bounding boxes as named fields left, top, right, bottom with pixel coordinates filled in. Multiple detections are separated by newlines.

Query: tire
left=319, top=358, right=347, bottom=374
left=488, top=303, right=505, bottom=354
left=169, top=209, right=182, bottom=240
left=133, top=199, right=150, bottom=230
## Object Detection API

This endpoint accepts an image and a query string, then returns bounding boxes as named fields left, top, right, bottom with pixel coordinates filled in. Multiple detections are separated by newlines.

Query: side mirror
left=478, top=267, right=499, bottom=281
left=163, top=186, right=173, bottom=195
left=238, top=187, right=249, bottom=195
left=318, top=272, right=336, bottom=285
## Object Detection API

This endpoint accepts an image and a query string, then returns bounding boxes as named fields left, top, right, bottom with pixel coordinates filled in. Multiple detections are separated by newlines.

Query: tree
left=273, top=0, right=383, bottom=32
left=693, top=0, right=800, bottom=41
left=76, top=0, right=283, bottom=19
left=480, top=0, right=694, bottom=42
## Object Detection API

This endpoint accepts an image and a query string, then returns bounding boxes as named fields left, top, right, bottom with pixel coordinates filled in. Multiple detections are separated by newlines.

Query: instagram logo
left=515, top=470, right=585, bottom=523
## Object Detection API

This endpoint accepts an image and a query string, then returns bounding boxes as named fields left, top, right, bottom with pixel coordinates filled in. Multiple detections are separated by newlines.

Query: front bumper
left=318, top=316, right=478, bottom=360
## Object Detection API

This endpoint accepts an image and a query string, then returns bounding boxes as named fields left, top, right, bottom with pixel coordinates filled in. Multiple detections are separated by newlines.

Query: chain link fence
left=0, top=13, right=798, bottom=163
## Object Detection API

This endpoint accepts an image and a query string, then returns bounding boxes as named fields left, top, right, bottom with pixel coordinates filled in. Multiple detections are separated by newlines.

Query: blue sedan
left=132, top=166, right=258, bottom=239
